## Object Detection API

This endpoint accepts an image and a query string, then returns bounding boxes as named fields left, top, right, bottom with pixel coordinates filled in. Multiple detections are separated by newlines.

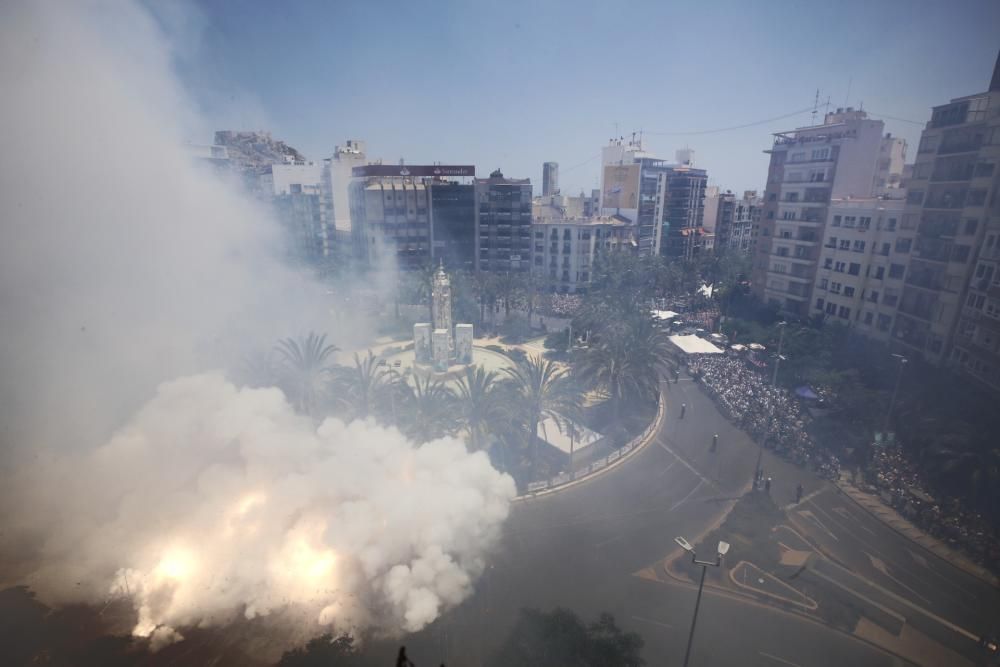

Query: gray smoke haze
left=0, top=0, right=514, bottom=650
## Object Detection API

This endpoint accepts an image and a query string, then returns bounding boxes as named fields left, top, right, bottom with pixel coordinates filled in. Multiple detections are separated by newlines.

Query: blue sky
left=168, top=0, right=999, bottom=195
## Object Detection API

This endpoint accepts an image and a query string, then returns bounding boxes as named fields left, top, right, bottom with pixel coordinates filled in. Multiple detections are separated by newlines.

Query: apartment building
left=530, top=216, right=633, bottom=293
left=475, top=169, right=533, bottom=273
left=812, top=197, right=907, bottom=340
left=753, top=108, right=903, bottom=317
left=349, top=164, right=476, bottom=270
left=894, top=53, right=1000, bottom=390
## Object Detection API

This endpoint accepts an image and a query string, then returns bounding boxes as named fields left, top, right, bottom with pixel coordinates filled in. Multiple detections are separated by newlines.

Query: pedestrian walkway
left=837, top=478, right=999, bottom=587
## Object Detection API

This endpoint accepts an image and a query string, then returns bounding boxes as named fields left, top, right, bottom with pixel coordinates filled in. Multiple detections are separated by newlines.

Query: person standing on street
left=796, top=482, right=804, bottom=503
left=765, top=477, right=772, bottom=494
left=680, top=403, right=686, bottom=419
left=711, top=434, right=718, bottom=452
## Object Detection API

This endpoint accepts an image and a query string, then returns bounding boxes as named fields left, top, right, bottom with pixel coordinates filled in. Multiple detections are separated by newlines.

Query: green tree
left=576, top=317, right=670, bottom=423
left=454, top=366, right=507, bottom=451
left=502, top=355, right=581, bottom=477
left=488, top=608, right=644, bottom=667
left=273, top=332, right=339, bottom=417
left=331, top=350, right=398, bottom=422
left=397, top=374, right=457, bottom=443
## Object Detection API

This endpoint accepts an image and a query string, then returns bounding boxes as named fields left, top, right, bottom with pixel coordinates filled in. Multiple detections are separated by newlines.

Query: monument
left=414, top=265, right=474, bottom=372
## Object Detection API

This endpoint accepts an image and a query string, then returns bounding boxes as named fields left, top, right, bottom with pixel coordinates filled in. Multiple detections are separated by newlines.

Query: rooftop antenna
left=844, top=76, right=853, bottom=107
left=812, top=89, right=820, bottom=125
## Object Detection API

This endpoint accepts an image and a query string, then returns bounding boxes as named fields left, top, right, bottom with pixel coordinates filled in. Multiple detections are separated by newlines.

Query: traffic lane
left=622, top=574, right=911, bottom=667
left=795, top=488, right=1000, bottom=634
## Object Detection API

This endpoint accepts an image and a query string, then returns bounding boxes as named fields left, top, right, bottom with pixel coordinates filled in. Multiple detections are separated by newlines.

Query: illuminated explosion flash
left=27, top=375, right=515, bottom=648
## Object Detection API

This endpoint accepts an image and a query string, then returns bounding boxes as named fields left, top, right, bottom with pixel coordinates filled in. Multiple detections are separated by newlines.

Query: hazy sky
left=170, top=0, right=999, bottom=195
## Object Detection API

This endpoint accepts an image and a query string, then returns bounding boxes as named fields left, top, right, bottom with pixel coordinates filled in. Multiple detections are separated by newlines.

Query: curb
left=514, top=386, right=668, bottom=502
left=836, top=481, right=999, bottom=588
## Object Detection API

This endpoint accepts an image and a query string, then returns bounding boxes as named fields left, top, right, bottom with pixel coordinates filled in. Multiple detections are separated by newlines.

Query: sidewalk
left=837, top=478, right=999, bottom=587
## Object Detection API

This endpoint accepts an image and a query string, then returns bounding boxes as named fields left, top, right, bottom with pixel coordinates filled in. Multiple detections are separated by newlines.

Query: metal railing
left=522, top=390, right=665, bottom=495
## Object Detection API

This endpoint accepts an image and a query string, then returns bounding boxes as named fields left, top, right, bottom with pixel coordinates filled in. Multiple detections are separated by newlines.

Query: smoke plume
left=0, top=0, right=515, bottom=650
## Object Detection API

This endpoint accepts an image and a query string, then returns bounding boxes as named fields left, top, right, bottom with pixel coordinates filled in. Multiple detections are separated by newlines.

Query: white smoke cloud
left=23, top=374, right=514, bottom=644
left=0, top=0, right=515, bottom=652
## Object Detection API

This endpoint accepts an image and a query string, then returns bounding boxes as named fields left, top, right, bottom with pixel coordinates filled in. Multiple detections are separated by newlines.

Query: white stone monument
left=412, top=264, right=474, bottom=373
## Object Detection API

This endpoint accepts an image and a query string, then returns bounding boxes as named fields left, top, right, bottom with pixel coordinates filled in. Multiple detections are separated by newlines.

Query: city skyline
left=164, top=0, right=1000, bottom=194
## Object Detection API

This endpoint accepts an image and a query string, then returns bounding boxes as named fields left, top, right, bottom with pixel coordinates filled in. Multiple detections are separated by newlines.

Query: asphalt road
left=387, top=374, right=997, bottom=666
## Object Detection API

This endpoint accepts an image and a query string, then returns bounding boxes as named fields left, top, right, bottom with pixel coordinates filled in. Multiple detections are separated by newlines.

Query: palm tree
left=576, top=317, right=670, bottom=424
left=398, top=374, right=457, bottom=444
left=502, top=355, right=581, bottom=477
left=454, top=366, right=507, bottom=451
left=273, top=332, right=338, bottom=417
left=331, top=350, right=398, bottom=422
left=239, top=348, right=280, bottom=388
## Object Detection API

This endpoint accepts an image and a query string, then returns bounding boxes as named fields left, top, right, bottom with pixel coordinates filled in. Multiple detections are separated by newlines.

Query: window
left=823, top=257, right=833, bottom=269
left=917, top=135, right=939, bottom=153
left=895, top=238, right=912, bottom=253
left=886, top=218, right=897, bottom=231
left=967, top=293, right=985, bottom=309
left=826, top=236, right=837, bottom=248
left=838, top=305, right=851, bottom=319
left=848, top=263, right=861, bottom=275
left=825, top=302, right=836, bottom=314
left=965, top=219, right=979, bottom=235
left=843, top=216, right=856, bottom=228
left=781, top=210, right=797, bottom=220
left=790, top=152, right=805, bottom=163
left=968, top=189, right=987, bottom=206
left=818, top=278, right=828, bottom=289
left=830, top=281, right=842, bottom=293
left=811, top=148, right=830, bottom=160
left=815, top=298, right=825, bottom=310
left=877, top=314, right=892, bottom=331
left=880, top=242, right=891, bottom=256
left=839, top=239, right=850, bottom=250
left=975, top=161, right=995, bottom=178
left=868, top=290, right=879, bottom=303
left=834, top=261, right=846, bottom=272
left=852, top=240, right=866, bottom=253
left=907, top=190, right=924, bottom=205
left=952, top=245, right=971, bottom=263
left=889, top=263, right=905, bottom=279
left=832, top=215, right=842, bottom=227
left=767, top=211, right=774, bottom=219
left=863, top=312, right=874, bottom=325
left=874, top=266, right=885, bottom=280
left=844, top=286, right=856, bottom=297
left=858, top=217, right=872, bottom=230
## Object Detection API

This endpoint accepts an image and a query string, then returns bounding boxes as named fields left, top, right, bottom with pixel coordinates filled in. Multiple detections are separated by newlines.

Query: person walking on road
left=765, top=477, right=772, bottom=494
left=796, top=482, right=804, bottom=504
left=710, top=433, right=718, bottom=452
left=680, top=403, right=686, bottom=419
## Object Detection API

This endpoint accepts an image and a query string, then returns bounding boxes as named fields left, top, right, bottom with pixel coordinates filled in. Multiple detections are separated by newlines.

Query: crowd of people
left=866, top=446, right=1000, bottom=570
left=690, top=355, right=841, bottom=481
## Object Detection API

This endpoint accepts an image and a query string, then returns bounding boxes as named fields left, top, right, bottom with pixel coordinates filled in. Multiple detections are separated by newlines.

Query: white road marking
left=759, top=651, right=803, bottom=666
left=865, top=552, right=933, bottom=606
left=908, top=549, right=928, bottom=568
left=630, top=615, right=673, bottom=629
left=833, top=506, right=876, bottom=535
left=669, top=479, right=704, bottom=512
left=655, top=459, right=678, bottom=478
left=797, top=509, right=839, bottom=541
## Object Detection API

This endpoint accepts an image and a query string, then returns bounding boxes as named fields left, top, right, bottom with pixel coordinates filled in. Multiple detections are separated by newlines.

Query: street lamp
left=675, top=536, right=731, bottom=667
left=771, top=321, right=787, bottom=387
left=882, top=353, right=908, bottom=435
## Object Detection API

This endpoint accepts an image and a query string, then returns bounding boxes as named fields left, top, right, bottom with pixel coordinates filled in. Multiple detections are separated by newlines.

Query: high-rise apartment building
left=893, top=53, right=1000, bottom=389
left=349, top=164, right=476, bottom=271
left=542, top=162, right=559, bottom=197
left=599, top=138, right=707, bottom=257
left=475, top=169, right=533, bottom=273
left=321, top=139, right=367, bottom=244
left=729, top=191, right=762, bottom=254
left=812, top=197, right=907, bottom=340
left=753, top=109, right=902, bottom=316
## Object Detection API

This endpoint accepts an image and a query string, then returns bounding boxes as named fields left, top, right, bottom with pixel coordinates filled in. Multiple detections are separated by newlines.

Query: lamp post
left=675, top=536, right=730, bottom=667
left=771, top=321, right=787, bottom=387
left=883, top=353, right=908, bottom=435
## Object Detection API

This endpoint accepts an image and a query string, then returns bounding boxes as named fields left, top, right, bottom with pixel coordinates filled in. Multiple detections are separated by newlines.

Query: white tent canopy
left=669, top=334, right=723, bottom=356
left=537, top=415, right=602, bottom=455
left=651, top=309, right=679, bottom=321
